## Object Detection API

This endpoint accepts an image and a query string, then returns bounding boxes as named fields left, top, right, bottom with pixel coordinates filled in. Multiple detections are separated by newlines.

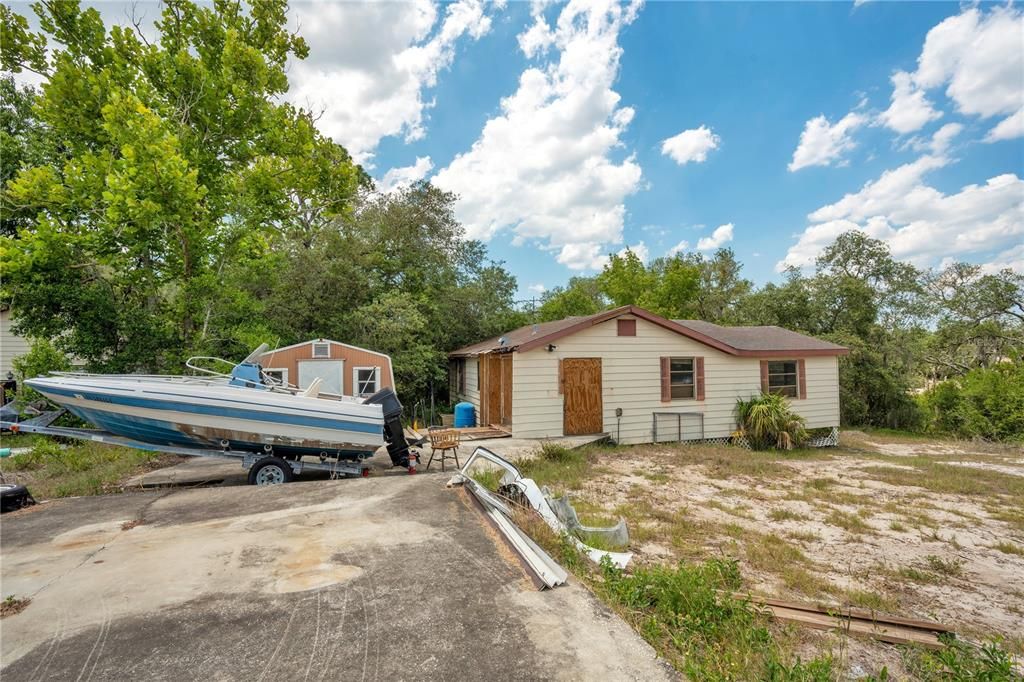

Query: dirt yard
left=537, top=430, right=1024, bottom=677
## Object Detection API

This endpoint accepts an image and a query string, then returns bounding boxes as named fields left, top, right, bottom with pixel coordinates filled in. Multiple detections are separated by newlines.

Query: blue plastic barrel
left=453, top=402, right=476, bottom=428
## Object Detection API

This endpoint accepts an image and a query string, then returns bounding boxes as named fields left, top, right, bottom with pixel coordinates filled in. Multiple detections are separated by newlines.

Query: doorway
left=562, top=358, right=603, bottom=436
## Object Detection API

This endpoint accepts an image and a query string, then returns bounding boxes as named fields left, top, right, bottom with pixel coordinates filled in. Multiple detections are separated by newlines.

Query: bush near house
left=735, top=393, right=808, bottom=451
left=918, top=361, right=1024, bottom=442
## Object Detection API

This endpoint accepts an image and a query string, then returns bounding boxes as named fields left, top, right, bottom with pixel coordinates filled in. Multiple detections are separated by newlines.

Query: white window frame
left=353, top=366, right=380, bottom=397
left=263, top=367, right=289, bottom=386
left=312, top=342, right=331, bottom=359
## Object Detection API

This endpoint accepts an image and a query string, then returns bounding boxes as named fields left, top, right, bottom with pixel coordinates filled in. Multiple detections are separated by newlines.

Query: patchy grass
left=889, top=520, right=908, bottom=532
left=1, top=595, right=31, bottom=618
left=844, top=588, right=900, bottom=613
left=518, top=442, right=597, bottom=490
left=991, top=541, right=1024, bottom=557
left=825, top=509, right=873, bottom=534
left=0, top=439, right=180, bottom=499
left=924, top=555, right=964, bottom=578
left=859, top=459, right=1024, bottom=502
left=769, top=508, right=808, bottom=522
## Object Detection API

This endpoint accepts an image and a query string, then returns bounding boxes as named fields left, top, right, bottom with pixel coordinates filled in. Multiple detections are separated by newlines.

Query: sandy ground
left=562, top=431, right=1024, bottom=675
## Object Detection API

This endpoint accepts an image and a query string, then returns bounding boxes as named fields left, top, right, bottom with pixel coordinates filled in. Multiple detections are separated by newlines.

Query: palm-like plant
left=735, top=392, right=808, bottom=451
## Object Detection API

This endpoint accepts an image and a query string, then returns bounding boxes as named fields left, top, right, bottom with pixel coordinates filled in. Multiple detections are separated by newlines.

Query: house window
left=767, top=361, right=798, bottom=397
left=451, top=359, right=466, bottom=394
left=312, top=342, right=331, bottom=359
left=617, top=319, right=636, bottom=336
left=353, top=367, right=380, bottom=396
left=263, top=368, right=288, bottom=386
left=670, top=358, right=695, bottom=399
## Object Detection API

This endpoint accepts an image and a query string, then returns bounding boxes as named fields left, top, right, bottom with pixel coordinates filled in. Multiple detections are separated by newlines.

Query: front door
left=562, top=358, right=603, bottom=436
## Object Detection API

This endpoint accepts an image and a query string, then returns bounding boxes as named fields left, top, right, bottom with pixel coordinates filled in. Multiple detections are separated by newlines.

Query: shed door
left=562, top=358, right=603, bottom=436
left=298, top=360, right=343, bottom=395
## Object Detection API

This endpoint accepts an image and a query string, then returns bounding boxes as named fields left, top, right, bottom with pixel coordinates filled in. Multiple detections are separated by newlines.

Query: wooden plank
left=764, top=605, right=943, bottom=650
left=737, top=594, right=953, bottom=633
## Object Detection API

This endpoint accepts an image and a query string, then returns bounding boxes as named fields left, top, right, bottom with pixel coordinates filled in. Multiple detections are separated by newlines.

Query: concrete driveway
left=1, top=474, right=675, bottom=681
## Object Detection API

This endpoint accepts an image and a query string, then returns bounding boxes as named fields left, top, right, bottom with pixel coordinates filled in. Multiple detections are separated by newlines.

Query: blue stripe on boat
left=37, top=386, right=382, bottom=435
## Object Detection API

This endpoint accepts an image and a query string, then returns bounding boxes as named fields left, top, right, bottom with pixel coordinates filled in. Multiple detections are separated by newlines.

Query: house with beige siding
left=259, top=339, right=395, bottom=398
left=448, top=305, right=847, bottom=444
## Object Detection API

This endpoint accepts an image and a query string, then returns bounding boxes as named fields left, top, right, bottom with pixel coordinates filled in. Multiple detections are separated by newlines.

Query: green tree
left=0, top=0, right=362, bottom=371
left=598, top=248, right=653, bottom=306
left=536, top=277, right=606, bottom=321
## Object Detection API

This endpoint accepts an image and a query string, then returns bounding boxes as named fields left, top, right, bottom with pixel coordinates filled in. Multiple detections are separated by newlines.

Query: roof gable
left=261, top=338, right=391, bottom=359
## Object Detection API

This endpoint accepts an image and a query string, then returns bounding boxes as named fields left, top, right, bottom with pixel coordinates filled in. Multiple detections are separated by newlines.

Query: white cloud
left=979, top=244, right=1024, bottom=274
left=778, top=135, right=1024, bottom=272
left=287, top=0, right=496, bottom=164
left=433, top=0, right=644, bottom=271
left=667, top=239, right=689, bottom=256
left=878, top=70, right=941, bottom=134
left=788, top=112, right=867, bottom=171
left=915, top=6, right=1023, bottom=120
left=620, top=241, right=649, bottom=263
left=696, top=223, right=734, bottom=251
left=878, top=6, right=1024, bottom=139
left=986, top=107, right=1024, bottom=142
left=527, top=283, right=547, bottom=294
left=660, top=125, right=720, bottom=165
left=379, top=156, right=434, bottom=192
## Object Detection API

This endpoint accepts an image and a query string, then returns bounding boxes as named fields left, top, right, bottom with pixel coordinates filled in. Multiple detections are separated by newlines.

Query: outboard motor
left=363, top=387, right=417, bottom=468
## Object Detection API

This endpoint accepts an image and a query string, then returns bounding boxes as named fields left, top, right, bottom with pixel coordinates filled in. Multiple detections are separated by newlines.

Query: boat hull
left=26, top=376, right=387, bottom=460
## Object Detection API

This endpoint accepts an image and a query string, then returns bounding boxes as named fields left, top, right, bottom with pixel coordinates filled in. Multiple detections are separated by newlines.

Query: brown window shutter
left=798, top=359, right=807, bottom=399
left=695, top=357, right=705, bottom=401
left=660, top=357, right=671, bottom=402
left=558, top=359, right=564, bottom=394
left=760, top=360, right=769, bottom=394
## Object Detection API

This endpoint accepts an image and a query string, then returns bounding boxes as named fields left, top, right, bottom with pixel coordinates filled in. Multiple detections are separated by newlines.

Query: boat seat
left=302, top=377, right=322, bottom=399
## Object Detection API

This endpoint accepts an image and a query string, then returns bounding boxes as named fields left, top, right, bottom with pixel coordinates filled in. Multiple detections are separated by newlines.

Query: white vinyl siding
left=455, top=356, right=482, bottom=414
left=511, top=316, right=840, bottom=444
left=0, top=310, right=31, bottom=377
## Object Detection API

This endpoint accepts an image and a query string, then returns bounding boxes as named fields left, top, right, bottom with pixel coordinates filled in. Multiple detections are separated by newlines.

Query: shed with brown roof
left=448, top=305, right=846, bottom=444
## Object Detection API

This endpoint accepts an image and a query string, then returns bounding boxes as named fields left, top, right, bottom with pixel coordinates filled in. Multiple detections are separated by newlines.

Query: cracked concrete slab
left=1, top=476, right=675, bottom=681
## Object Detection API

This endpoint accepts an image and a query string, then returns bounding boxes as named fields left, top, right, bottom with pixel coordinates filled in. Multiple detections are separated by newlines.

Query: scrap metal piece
left=450, top=446, right=633, bottom=568
left=547, top=494, right=630, bottom=548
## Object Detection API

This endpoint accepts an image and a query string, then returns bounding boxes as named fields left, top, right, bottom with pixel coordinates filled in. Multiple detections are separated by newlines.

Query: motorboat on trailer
left=14, top=344, right=419, bottom=481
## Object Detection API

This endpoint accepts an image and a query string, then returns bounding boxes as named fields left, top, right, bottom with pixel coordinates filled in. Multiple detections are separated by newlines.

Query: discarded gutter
left=449, top=446, right=632, bottom=588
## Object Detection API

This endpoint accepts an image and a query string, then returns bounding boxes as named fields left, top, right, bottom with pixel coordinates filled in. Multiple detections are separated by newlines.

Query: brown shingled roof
left=448, top=305, right=848, bottom=358
left=673, top=320, right=849, bottom=354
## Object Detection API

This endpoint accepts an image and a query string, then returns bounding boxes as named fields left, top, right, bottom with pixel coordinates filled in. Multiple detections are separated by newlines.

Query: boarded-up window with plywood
left=617, top=319, right=636, bottom=336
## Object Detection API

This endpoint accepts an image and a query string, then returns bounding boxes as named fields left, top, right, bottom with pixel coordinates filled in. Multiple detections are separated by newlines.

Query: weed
left=1, top=439, right=168, bottom=499
left=889, top=520, right=908, bottom=532
left=597, top=557, right=835, bottom=679
left=903, top=635, right=1019, bottom=680
left=844, top=588, right=900, bottom=613
left=897, top=567, right=938, bottom=584
left=991, top=541, right=1024, bottom=556
left=924, top=555, right=964, bottom=577
left=745, top=533, right=809, bottom=573
left=769, top=508, right=808, bottom=522
left=1, top=595, right=31, bottom=618
left=469, top=468, right=503, bottom=491
left=786, top=529, right=821, bottom=543
left=825, top=510, right=872, bottom=534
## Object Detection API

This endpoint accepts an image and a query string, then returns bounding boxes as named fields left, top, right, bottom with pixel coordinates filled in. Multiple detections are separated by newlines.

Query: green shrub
left=11, top=338, right=71, bottom=406
left=736, top=393, right=808, bottom=451
left=918, top=361, right=1024, bottom=441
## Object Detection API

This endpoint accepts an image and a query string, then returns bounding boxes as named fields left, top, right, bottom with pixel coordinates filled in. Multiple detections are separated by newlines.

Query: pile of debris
left=448, top=446, right=631, bottom=588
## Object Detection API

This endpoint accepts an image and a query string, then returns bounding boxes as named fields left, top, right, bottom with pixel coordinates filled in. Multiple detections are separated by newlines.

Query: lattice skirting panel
left=664, top=428, right=837, bottom=450
left=806, top=427, right=840, bottom=448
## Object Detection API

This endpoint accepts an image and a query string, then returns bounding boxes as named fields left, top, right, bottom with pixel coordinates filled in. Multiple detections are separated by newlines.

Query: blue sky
left=9, top=1, right=1024, bottom=298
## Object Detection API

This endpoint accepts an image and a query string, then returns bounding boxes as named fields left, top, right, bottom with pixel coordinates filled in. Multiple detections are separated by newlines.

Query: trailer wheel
left=248, top=457, right=294, bottom=486
left=1, top=483, right=36, bottom=513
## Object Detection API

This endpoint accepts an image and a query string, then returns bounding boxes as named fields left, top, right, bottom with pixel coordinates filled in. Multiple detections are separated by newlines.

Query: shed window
left=767, top=361, right=798, bottom=397
left=670, top=358, right=695, bottom=399
left=312, top=342, right=331, bottom=358
left=354, top=367, right=379, bottom=397
left=451, top=359, right=466, bottom=394
left=617, top=319, right=636, bottom=336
